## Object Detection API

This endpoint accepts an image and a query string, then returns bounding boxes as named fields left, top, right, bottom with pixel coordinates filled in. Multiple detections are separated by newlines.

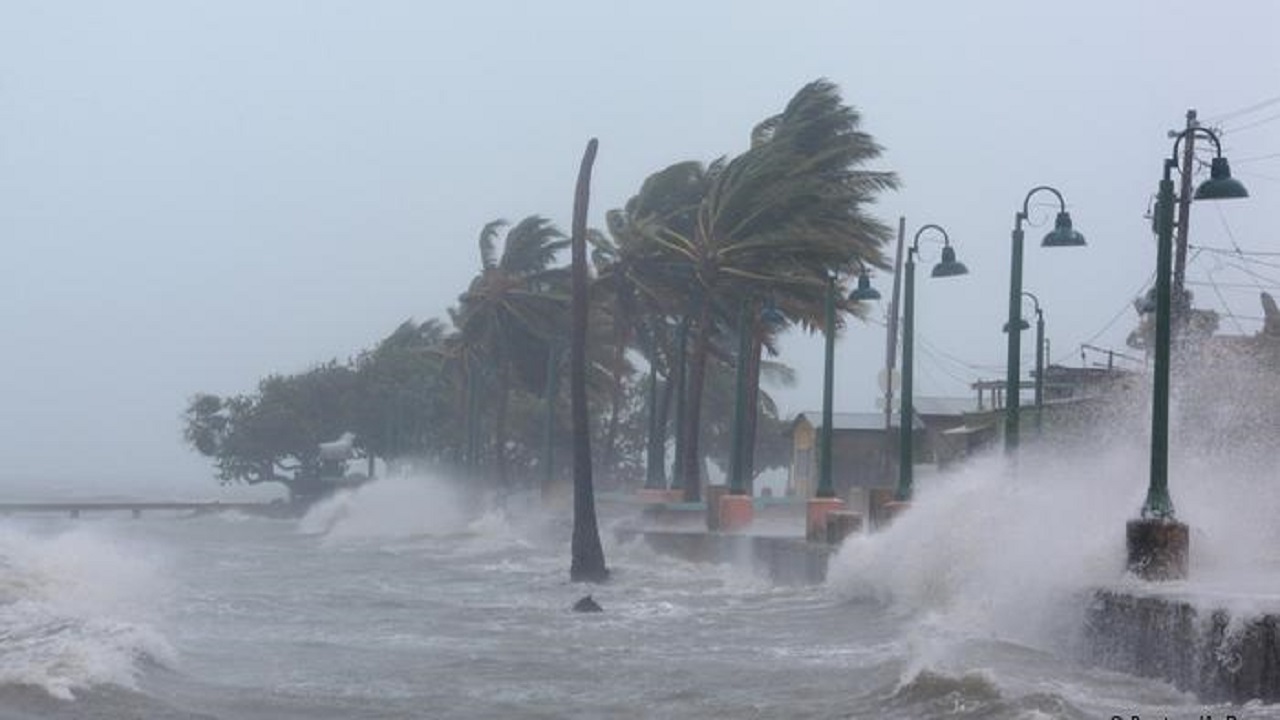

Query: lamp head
left=848, top=271, right=882, bottom=301
left=1042, top=211, right=1086, bottom=247
left=759, top=299, right=787, bottom=329
left=1002, top=318, right=1032, bottom=333
left=1194, top=156, right=1249, bottom=200
left=931, top=244, right=969, bottom=278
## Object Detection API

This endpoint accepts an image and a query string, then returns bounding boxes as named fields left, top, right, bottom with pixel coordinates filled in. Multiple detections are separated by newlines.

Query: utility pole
left=1172, top=108, right=1197, bottom=327
left=880, top=217, right=905, bottom=484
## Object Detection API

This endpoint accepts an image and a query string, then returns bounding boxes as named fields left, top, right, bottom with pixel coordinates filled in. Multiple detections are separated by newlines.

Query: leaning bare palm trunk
left=570, top=138, right=608, bottom=583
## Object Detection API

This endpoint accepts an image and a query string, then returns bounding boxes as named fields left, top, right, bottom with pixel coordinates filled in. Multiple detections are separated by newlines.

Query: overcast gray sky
left=2, top=1, right=1277, bottom=498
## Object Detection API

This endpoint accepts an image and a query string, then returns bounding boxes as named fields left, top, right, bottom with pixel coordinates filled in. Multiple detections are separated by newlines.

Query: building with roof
left=787, top=396, right=981, bottom=500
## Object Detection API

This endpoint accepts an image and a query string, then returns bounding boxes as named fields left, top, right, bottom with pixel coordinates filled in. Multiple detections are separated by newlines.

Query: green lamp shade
left=1194, top=157, right=1249, bottom=200
left=1042, top=211, right=1086, bottom=247
left=1002, top=318, right=1031, bottom=333
left=759, top=299, right=787, bottom=328
left=848, top=272, right=882, bottom=301
left=931, top=245, right=969, bottom=278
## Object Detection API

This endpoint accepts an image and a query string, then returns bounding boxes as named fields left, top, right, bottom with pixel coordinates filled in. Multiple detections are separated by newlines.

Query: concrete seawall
left=618, top=524, right=1280, bottom=703
left=614, top=528, right=834, bottom=586
left=1085, top=588, right=1280, bottom=703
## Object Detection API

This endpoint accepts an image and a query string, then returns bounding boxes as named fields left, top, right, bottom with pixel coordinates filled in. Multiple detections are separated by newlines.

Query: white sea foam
left=829, top=445, right=1138, bottom=647
left=297, top=471, right=470, bottom=541
left=0, top=523, right=174, bottom=700
left=829, top=410, right=1280, bottom=659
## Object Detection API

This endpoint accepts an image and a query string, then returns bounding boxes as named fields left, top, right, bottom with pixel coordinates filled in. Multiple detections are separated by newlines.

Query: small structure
left=966, top=362, right=1141, bottom=446
left=291, top=431, right=368, bottom=506
left=787, top=397, right=978, bottom=500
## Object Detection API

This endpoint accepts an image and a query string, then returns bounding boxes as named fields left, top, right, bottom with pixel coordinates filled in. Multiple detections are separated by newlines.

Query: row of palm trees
left=448, top=79, right=898, bottom=501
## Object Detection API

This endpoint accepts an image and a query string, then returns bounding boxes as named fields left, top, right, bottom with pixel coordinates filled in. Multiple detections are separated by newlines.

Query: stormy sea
left=4, top=447, right=1280, bottom=719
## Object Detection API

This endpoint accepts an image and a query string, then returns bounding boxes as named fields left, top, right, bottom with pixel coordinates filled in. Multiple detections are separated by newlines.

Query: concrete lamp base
left=719, top=494, right=754, bottom=533
left=878, top=501, right=912, bottom=529
left=1126, top=518, right=1189, bottom=581
left=806, top=497, right=844, bottom=543
left=825, top=510, right=863, bottom=545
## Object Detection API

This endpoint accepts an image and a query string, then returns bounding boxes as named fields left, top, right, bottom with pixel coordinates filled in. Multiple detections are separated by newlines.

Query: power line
left=1071, top=273, right=1155, bottom=357
left=1234, top=151, right=1280, bottom=164
left=1201, top=270, right=1247, bottom=334
left=1191, top=244, right=1280, bottom=258
left=1238, top=170, right=1280, bottom=184
left=1208, top=95, right=1280, bottom=125
left=1224, top=111, right=1280, bottom=135
left=1186, top=279, right=1280, bottom=292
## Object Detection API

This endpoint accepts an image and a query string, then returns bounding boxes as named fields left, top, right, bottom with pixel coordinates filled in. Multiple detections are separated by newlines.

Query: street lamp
left=896, top=224, right=968, bottom=504
left=816, top=270, right=883, bottom=497
left=1128, top=126, right=1248, bottom=581
left=1004, top=187, right=1085, bottom=453
left=1004, top=291, right=1045, bottom=437
left=805, top=269, right=881, bottom=541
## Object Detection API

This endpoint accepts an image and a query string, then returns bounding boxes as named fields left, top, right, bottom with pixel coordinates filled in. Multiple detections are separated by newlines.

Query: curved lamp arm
left=910, top=223, right=951, bottom=256
left=1170, top=126, right=1224, bottom=162
left=1020, top=290, right=1041, bottom=314
left=1018, top=185, right=1067, bottom=223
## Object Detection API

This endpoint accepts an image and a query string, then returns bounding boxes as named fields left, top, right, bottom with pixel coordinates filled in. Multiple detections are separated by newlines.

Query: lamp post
left=1128, top=126, right=1248, bottom=581
left=804, top=270, right=881, bottom=541
left=1003, top=291, right=1045, bottom=436
left=722, top=298, right=787, bottom=532
left=1004, top=187, right=1085, bottom=454
left=1031, top=294, right=1045, bottom=437
left=894, top=224, right=968, bottom=506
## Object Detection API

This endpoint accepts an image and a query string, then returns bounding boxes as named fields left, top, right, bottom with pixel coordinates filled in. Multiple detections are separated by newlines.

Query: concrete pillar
left=1127, top=518, right=1189, bottom=581
left=825, top=510, right=863, bottom=544
left=806, top=497, right=844, bottom=542
left=705, top=485, right=728, bottom=531
left=718, top=493, right=753, bottom=533
left=878, top=501, right=912, bottom=528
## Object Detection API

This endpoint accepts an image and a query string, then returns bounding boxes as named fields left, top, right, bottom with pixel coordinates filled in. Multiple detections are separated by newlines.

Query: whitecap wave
left=829, top=433, right=1280, bottom=656
left=0, top=524, right=174, bottom=700
left=297, top=472, right=470, bottom=541
left=828, top=446, right=1140, bottom=650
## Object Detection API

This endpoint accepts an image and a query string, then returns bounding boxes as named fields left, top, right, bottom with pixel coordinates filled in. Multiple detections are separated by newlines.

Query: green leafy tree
left=183, top=362, right=362, bottom=499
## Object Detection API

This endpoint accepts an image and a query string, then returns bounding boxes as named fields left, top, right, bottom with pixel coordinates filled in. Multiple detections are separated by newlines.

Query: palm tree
left=570, top=139, right=608, bottom=583
left=351, top=318, right=451, bottom=472
left=594, top=161, right=721, bottom=491
left=643, top=79, right=899, bottom=500
left=452, top=216, right=569, bottom=491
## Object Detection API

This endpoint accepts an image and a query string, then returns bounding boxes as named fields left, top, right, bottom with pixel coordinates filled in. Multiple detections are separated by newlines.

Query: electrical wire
left=1187, top=278, right=1280, bottom=290
left=1223, top=111, right=1280, bottom=135
left=1237, top=170, right=1280, bottom=185
left=1205, top=95, right=1280, bottom=125
left=1234, top=151, right=1280, bottom=164
left=1201, top=268, right=1247, bottom=334
left=1191, top=244, right=1280, bottom=258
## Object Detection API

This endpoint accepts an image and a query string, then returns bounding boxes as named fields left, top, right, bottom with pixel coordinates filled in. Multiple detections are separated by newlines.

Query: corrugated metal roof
left=792, top=396, right=976, bottom=432
left=911, top=396, right=980, bottom=416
